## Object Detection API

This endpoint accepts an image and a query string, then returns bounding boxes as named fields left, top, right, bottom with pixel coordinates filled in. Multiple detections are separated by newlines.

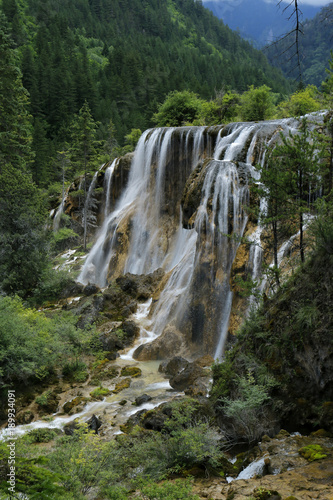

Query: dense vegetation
left=0, top=0, right=291, bottom=188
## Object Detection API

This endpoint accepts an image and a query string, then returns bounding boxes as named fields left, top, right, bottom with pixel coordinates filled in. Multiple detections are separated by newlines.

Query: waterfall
left=77, top=115, right=325, bottom=358
left=78, top=127, right=208, bottom=286
left=103, top=158, right=119, bottom=219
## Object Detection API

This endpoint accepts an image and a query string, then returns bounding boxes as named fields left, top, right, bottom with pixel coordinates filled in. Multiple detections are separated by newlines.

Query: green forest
left=1, top=0, right=333, bottom=498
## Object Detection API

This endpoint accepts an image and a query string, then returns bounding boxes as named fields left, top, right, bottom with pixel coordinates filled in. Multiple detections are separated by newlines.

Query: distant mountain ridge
left=264, top=3, right=333, bottom=86
left=203, top=0, right=320, bottom=47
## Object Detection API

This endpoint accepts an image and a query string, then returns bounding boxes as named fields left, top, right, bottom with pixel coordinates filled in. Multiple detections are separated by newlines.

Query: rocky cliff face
left=53, top=113, right=327, bottom=361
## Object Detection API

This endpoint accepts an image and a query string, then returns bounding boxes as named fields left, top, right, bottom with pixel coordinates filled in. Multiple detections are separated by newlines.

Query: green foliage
left=217, top=370, right=273, bottom=443
left=0, top=12, right=33, bottom=169
left=62, top=360, right=89, bottom=383
left=266, top=5, right=333, bottom=87
left=35, top=390, right=53, bottom=407
left=310, top=199, right=333, bottom=256
left=0, top=296, right=93, bottom=386
left=25, top=428, right=59, bottom=443
left=124, top=128, right=142, bottom=151
left=153, top=90, right=203, bottom=126
left=240, top=85, right=275, bottom=121
left=48, top=425, right=116, bottom=495
left=0, top=438, right=67, bottom=499
left=50, top=228, right=80, bottom=253
left=139, top=478, right=200, bottom=499
left=279, top=86, right=321, bottom=117
left=29, top=266, right=73, bottom=305
left=299, top=444, right=327, bottom=461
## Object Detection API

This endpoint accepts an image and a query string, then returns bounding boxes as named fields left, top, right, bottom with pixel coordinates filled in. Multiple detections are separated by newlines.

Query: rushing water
left=78, top=114, right=325, bottom=359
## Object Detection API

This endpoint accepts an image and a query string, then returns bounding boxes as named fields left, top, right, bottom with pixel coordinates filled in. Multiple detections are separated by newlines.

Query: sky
left=203, top=0, right=332, bottom=6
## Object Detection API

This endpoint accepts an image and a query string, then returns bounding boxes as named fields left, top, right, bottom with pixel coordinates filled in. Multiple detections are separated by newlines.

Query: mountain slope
left=203, top=0, right=320, bottom=47
left=265, top=3, right=333, bottom=86
left=2, top=0, right=291, bottom=152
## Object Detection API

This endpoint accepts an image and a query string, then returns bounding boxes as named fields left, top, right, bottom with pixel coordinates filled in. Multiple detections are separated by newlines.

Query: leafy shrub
left=153, top=90, right=202, bottom=126
left=139, top=478, right=200, bottom=499
left=30, top=266, right=73, bottom=305
left=35, top=390, right=53, bottom=407
left=0, top=296, right=93, bottom=386
left=50, top=228, right=80, bottom=252
left=62, top=360, right=88, bottom=382
left=26, top=428, right=59, bottom=443
left=90, top=386, right=111, bottom=399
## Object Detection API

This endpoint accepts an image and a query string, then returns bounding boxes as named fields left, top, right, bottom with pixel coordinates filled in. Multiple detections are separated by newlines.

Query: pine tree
left=0, top=14, right=47, bottom=295
left=274, top=119, right=322, bottom=263
left=70, top=100, right=100, bottom=251
left=0, top=13, right=33, bottom=170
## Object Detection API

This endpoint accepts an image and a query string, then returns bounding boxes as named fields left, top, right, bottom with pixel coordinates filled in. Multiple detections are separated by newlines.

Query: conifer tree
left=0, top=14, right=47, bottom=295
left=70, top=100, right=100, bottom=251
left=273, top=119, right=322, bottom=263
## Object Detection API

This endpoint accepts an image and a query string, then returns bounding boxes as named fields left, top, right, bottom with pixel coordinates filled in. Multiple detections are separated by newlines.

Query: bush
left=35, top=390, right=53, bottom=407
left=139, top=478, right=200, bottom=499
left=30, top=266, right=73, bottom=305
left=26, top=428, right=59, bottom=443
left=62, top=360, right=89, bottom=382
left=240, top=85, right=275, bottom=121
left=50, top=227, right=80, bottom=253
left=153, top=90, right=202, bottom=126
left=0, top=296, right=93, bottom=386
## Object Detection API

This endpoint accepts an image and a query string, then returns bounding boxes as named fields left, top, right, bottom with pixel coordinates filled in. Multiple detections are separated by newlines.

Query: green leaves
left=153, top=90, right=203, bottom=127
left=0, top=296, right=93, bottom=386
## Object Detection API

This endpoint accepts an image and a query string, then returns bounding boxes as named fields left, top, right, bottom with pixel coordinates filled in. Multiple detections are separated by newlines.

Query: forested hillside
left=203, top=0, right=320, bottom=47
left=0, top=0, right=291, bottom=187
left=265, top=2, right=333, bottom=87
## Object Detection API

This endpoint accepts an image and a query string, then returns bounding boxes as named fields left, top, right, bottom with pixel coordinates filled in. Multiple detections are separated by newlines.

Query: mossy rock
left=112, top=378, right=131, bottom=393
left=310, top=428, right=331, bottom=438
left=90, top=386, right=111, bottom=400
left=299, top=444, right=327, bottom=461
left=63, top=396, right=90, bottom=414
left=253, top=487, right=281, bottom=499
left=35, top=389, right=60, bottom=414
left=120, top=366, right=142, bottom=378
left=92, top=359, right=119, bottom=378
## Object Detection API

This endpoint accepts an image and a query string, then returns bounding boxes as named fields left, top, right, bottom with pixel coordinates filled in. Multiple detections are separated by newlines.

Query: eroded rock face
left=133, top=326, right=185, bottom=361
left=116, top=268, right=165, bottom=301
left=169, top=363, right=206, bottom=391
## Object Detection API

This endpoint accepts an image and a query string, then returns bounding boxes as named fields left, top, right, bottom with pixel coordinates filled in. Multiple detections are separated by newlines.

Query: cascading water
left=103, top=158, right=119, bottom=219
left=78, top=114, right=325, bottom=359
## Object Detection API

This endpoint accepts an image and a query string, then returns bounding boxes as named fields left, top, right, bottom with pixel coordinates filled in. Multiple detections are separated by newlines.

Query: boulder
left=169, top=363, right=206, bottom=391
left=83, top=283, right=100, bottom=296
left=112, top=378, right=131, bottom=394
left=158, top=356, right=189, bottom=376
left=60, top=279, right=84, bottom=299
left=87, top=414, right=102, bottom=434
left=133, top=326, right=184, bottom=361
left=121, top=366, right=142, bottom=378
left=135, top=394, right=153, bottom=406
left=115, top=268, right=165, bottom=301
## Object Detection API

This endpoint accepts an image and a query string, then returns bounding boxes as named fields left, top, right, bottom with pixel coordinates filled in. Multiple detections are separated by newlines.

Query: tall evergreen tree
left=70, top=100, right=100, bottom=250
left=0, top=14, right=47, bottom=295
